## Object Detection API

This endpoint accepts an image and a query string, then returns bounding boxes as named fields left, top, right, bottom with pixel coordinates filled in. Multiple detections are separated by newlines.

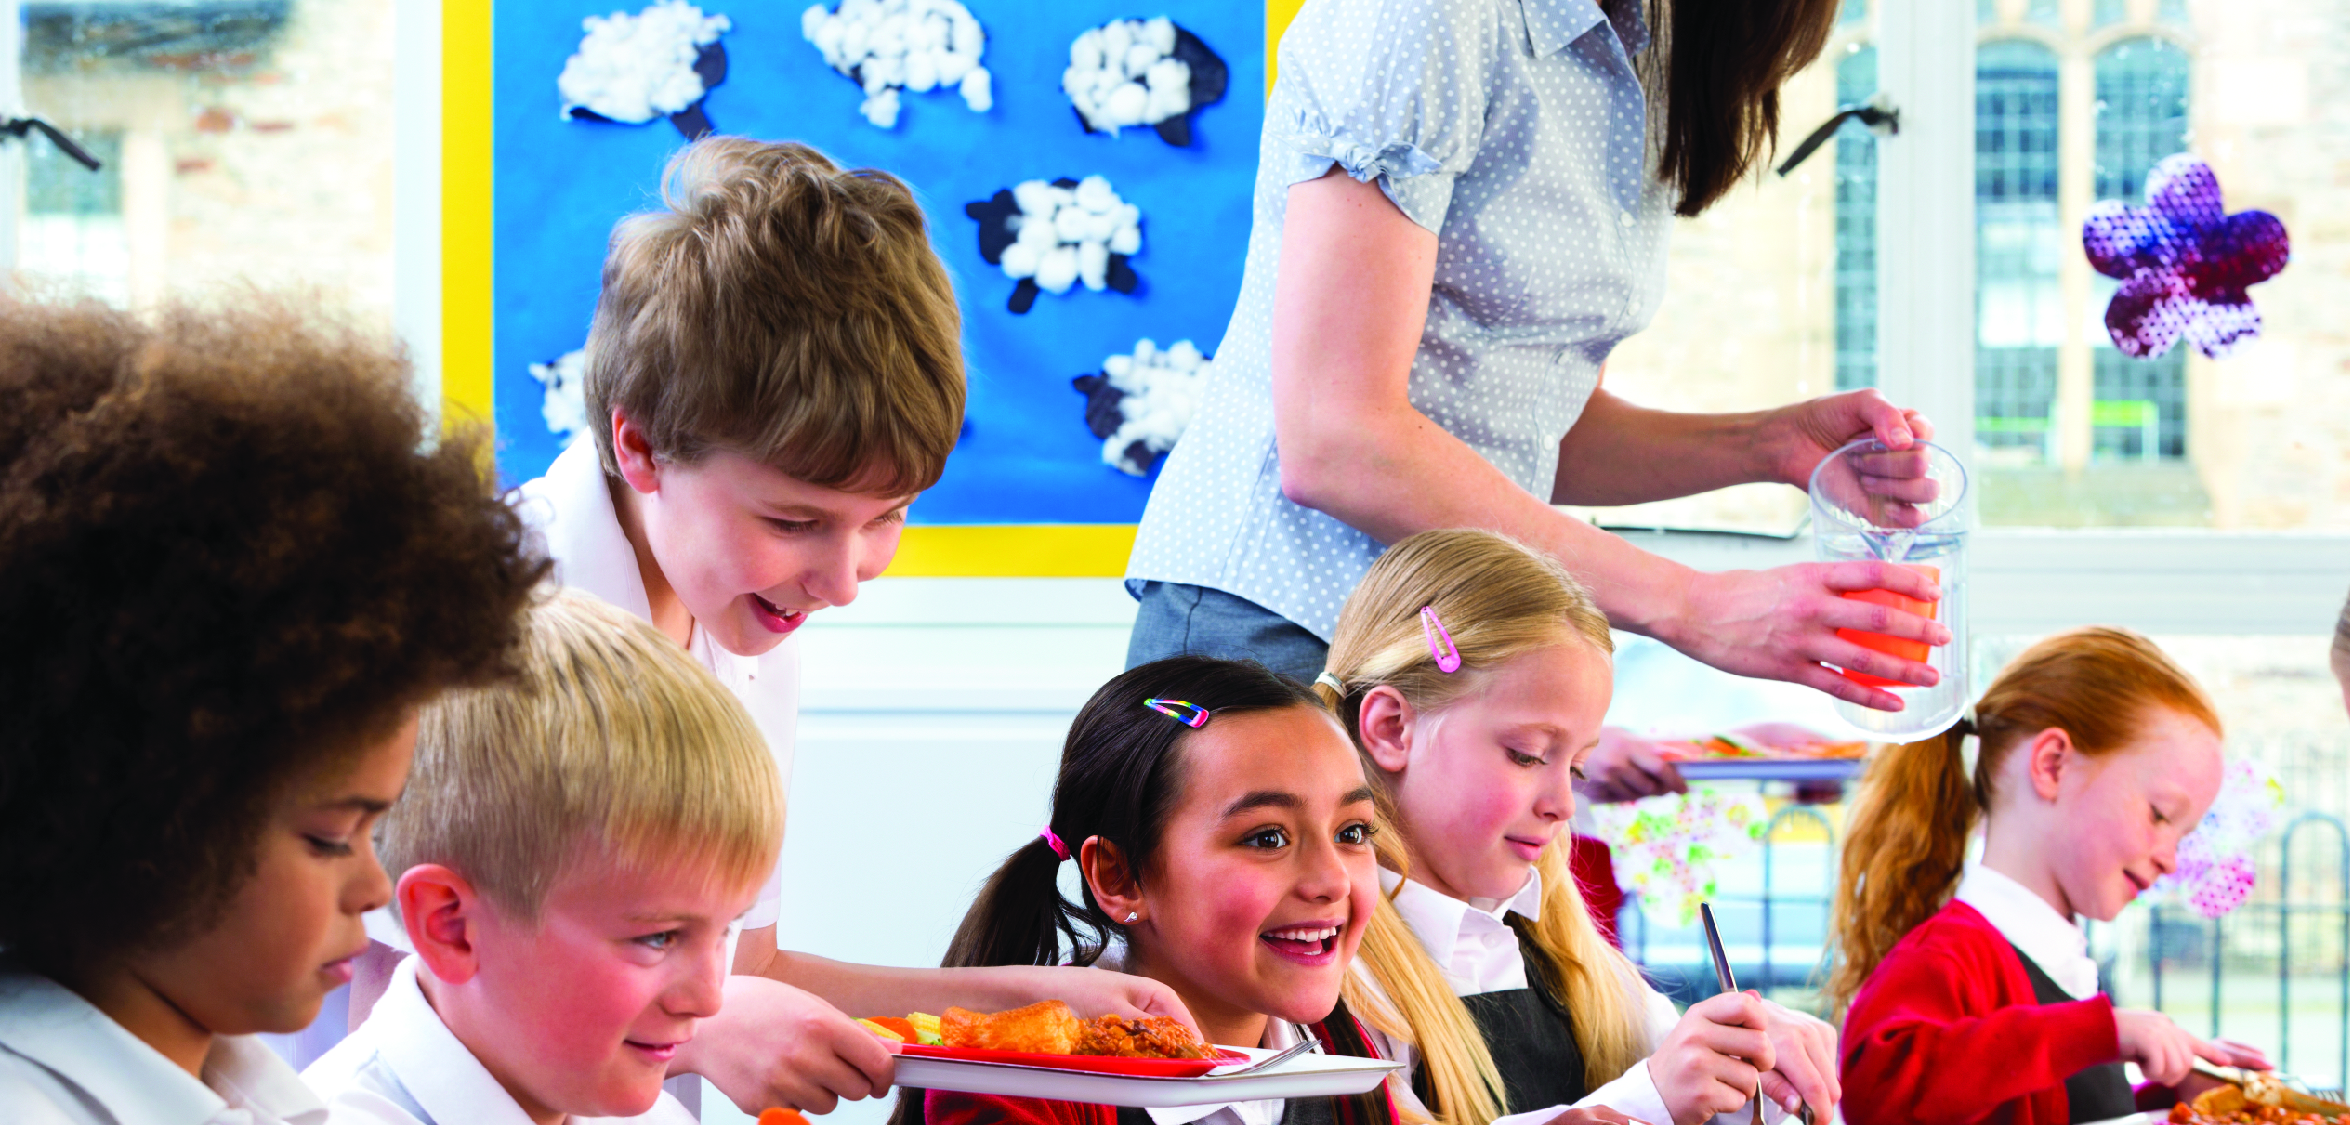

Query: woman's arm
left=1551, top=388, right=1929, bottom=506
left=1271, top=171, right=1945, bottom=710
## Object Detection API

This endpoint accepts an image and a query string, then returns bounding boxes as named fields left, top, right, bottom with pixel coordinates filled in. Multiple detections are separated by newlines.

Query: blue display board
left=492, top=2, right=1265, bottom=524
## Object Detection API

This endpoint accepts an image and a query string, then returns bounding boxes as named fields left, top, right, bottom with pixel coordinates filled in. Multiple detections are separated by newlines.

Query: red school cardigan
left=1841, top=900, right=2124, bottom=1125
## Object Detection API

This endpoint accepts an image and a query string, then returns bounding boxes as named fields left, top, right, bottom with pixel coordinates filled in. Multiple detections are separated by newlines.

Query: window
left=10, top=0, right=400, bottom=332
left=1834, top=44, right=1878, bottom=392
left=1973, top=40, right=2063, bottom=466
left=2092, top=37, right=2190, bottom=464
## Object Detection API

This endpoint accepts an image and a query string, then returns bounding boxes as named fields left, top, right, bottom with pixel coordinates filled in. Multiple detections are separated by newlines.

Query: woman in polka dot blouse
left=1126, top=0, right=1948, bottom=722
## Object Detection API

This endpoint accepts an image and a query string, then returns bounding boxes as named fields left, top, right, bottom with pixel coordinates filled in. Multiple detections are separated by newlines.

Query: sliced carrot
left=870, top=1016, right=920, bottom=1043
left=1835, top=565, right=1939, bottom=689
left=760, top=1110, right=809, bottom=1125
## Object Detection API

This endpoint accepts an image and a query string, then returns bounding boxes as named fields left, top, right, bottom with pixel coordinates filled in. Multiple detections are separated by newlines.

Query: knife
left=1700, top=903, right=1777, bottom=1125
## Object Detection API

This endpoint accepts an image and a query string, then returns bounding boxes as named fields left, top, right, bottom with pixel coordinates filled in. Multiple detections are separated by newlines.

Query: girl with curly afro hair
left=0, top=297, right=546, bottom=1119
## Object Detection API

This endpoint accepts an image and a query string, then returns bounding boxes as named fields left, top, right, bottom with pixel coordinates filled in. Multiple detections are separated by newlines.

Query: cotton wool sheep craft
left=801, top=0, right=991, bottom=130
left=529, top=348, right=590, bottom=448
left=1072, top=338, right=1209, bottom=476
left=965, top=176, right=1142, bottom=314
left=558, top=1, right=731, bottom=140
left=1062, top=17, right=1228, bottom=147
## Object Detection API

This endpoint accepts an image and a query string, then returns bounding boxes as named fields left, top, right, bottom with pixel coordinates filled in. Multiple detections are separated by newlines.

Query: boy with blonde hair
left=357, top=136, right=1190, bottom=1113
left=310, top=589, right=784, bottom=1124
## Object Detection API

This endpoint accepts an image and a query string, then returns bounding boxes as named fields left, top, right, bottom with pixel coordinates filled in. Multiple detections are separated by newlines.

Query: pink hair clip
left=1040, top=826, right=1071, bottom=862
left=1143, top=698, right=1211, bottom=728
left=1420, top=606, right=1462, bottom=673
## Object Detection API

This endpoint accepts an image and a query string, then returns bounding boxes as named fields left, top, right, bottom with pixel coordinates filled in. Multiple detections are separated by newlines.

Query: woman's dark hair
left=1644, top=0, right=1842, bottom=216
left=0, top=297, right=548, bottom=981
left=943, top=654, right=1324, bottom=971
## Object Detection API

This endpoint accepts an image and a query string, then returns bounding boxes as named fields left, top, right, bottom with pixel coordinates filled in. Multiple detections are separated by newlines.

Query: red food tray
left=893, top=1041, right=1252, bottom=1078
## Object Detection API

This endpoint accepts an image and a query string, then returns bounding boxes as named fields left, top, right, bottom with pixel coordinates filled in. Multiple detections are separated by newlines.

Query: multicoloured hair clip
left=1143, top=698, right=1211, bottom=728
left=1420, top=606, right=1462, bottom=673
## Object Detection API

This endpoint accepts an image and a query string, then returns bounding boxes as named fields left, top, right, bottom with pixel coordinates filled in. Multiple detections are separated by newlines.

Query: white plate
left=2076, top=1115, right=2157, bottom=1125
left=895, top=1045, right=1404, bottom=1108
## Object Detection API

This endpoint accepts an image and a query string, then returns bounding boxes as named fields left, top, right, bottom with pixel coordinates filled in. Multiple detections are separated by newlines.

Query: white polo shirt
left=0, top=967, right=327, bottom=1125
left=367, top=441, right=798, bottom=950
left=304, top=956, right=693, bottom=1125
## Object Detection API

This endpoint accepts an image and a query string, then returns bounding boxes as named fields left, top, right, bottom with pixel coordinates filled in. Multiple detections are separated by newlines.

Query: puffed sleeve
left=1268, top=0, right=1503, bottom=233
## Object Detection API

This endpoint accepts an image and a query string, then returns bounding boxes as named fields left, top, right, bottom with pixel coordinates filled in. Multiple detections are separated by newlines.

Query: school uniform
left=1840, top=862, right=2131, bottom=1125
left=924, top=1006, right=1398, bottom=1125
left=303, top=956, right=694, bottom=1125
left=365, top=440, right=798, bottom=951
left=0, top=965, right=327, bottom=1125
left=1366, top=870, right=1786, bottom=1125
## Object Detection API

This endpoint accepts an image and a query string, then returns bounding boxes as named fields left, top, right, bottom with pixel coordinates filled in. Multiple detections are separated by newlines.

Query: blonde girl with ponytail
left=1831, top=627, right=2269, bottom=1125
left=1319, top=530, right=1840, bottom=1125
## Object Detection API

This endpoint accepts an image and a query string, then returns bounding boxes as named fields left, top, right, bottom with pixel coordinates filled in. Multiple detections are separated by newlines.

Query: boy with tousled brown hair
left=352, top=136, right=1193, bottom=1115
left=0, top=295, right=544, bottom=1122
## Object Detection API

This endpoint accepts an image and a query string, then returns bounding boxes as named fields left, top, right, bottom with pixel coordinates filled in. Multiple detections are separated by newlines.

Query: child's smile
left=1088, top=705, right=1380, bottom=1048
left=1260, top=919, right=1347, bottom=965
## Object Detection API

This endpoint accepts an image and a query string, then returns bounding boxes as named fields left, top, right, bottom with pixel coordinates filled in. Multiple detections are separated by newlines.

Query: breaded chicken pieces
left=938, top=1001, right=1211, bottom=1059
left=942, top=1000, right=1083, bottom=1054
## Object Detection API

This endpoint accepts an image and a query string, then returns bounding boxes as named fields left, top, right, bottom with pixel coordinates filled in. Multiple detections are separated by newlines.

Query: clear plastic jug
left=1808, top=437, right=1970, bottom=740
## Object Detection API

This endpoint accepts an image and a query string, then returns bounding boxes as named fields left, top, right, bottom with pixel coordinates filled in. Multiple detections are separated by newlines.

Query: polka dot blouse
left=1126, top=0, right=1672, bottom=641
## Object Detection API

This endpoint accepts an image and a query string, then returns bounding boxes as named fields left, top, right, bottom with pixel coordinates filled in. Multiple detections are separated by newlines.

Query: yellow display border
left=439, top=3, right=1298, bottom=577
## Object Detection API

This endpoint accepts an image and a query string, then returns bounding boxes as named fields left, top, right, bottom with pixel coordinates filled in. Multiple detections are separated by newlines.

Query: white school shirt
left=0, top=968, right=327, bottom=1125
left=1368, top=870, right=1785, bottom=1125
left=304, top=956, right=695, bottom=1125
left=365, top=441, right=798, bottom=951
left=1954, top=861, right=2101, bottom=1000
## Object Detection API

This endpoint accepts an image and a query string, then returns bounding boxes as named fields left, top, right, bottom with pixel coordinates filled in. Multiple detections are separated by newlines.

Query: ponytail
left=1825, top=726, right=1978, bottom=1016
left=1826, top=626, right=2223, bottom=1017
left=943, top=835, right=1098, bottom=972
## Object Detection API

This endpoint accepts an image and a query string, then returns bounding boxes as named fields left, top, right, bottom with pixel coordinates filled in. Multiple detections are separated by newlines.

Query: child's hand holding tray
left=1833, top=564, right=1939, bottom=690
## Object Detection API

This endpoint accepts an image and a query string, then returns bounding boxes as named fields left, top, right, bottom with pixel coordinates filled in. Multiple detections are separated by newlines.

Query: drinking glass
left=1809, top=437, right=1971, bottom=740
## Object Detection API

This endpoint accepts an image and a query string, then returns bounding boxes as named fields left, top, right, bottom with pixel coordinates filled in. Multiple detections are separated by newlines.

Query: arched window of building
left=1834, top=43, right=1877, bottom=391
left=2093, top=35, right=2191, bottom=461
left=1975, top=39, right=2063, bottom=462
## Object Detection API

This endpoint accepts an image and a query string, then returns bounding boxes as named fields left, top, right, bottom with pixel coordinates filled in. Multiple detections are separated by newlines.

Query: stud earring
left=1124, top=911, right=1139, bottom=923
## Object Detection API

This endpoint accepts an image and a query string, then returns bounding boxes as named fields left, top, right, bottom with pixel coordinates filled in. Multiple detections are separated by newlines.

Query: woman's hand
left=1755, top=388, right=1934, bottom=488
left=971, top=964, right=1200, bottom=1033
left=1578, top=729, right=1690, bottom=804
left=1648, top=991, right=1775, bottom=1125
left=2115, top=1008, right=2232, bottom=1087
left=1753, top=999, right=1839, bottom=1120
left=1663, top=562, right=1950, bottom=712
left=674, top=976, right=895, bottom=1114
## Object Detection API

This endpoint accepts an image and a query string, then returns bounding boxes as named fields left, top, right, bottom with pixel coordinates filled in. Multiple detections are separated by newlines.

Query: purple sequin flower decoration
left=2081, top=153, right=2290, bottom=360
